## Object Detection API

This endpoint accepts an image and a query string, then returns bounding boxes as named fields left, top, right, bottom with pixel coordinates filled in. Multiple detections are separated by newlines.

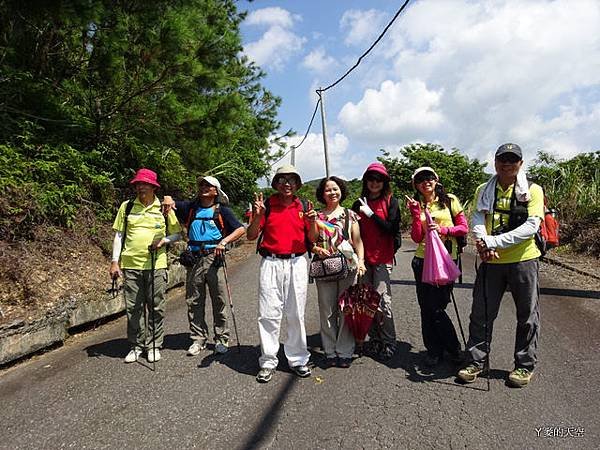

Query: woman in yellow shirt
left=406, top=167, right=468, bottom=368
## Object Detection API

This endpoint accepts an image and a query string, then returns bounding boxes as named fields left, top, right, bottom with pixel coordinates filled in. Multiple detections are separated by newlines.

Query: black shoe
left=446, top=350, right=465, bottom=364
left=423, top=353, right=441, bottom=367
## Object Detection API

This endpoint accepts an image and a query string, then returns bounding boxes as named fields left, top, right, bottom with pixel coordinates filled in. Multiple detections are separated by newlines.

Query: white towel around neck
left=476, top=170, right=530, bottom=212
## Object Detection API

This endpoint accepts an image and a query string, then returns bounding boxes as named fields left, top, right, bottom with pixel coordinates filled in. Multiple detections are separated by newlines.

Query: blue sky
left=239, top=0, right=600, bottom=182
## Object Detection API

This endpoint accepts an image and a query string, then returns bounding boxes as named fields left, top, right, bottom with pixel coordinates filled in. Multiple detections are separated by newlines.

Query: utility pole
left=318, top=88, right=330, bottom=177
left=290, top=145, right=296, bottom=166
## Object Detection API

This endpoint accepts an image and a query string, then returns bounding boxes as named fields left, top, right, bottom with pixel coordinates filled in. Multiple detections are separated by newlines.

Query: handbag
left=309, top=253, right=349, bottom=282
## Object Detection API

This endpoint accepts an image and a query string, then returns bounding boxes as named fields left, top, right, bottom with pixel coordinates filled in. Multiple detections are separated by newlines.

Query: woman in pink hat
left=109, top=168, right=182, bottom=364
left=406, top=167, right=468, bottom=369
left=351, top=162, right=401, bottom=361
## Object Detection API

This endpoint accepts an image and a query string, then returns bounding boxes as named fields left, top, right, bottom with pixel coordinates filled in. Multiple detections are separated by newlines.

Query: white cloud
left=338, top=79, right=446, bottom=144
left=304, top=0, right=600, bottom=168
left=245, top=7, right=299, bottom=28
left=269, top=133, right=367, bottom=182
left=340, top=9, right=388, bottom=46
left=302, top=47, right=339, bottom=74
left=244, top=7, right=306, bottom=71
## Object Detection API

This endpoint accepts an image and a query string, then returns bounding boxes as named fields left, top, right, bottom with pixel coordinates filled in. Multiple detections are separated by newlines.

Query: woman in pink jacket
left=406, top=167, right=468, bottom=368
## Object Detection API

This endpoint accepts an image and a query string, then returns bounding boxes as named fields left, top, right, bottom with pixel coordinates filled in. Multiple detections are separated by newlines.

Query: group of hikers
left=109, top=142, right=542, bottom=388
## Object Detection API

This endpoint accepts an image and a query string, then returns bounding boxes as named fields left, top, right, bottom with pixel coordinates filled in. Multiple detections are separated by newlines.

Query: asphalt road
left=0, top=241, right=598, bottom=449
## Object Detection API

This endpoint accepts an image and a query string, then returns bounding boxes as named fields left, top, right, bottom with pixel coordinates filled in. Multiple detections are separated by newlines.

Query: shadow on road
left=85, top=338, right=129, bottom=359
left=237, top=374, right=298, bottom=450
left=197, top=344, right=260, bottom=376
left=391, top=278, right=600, bottom=299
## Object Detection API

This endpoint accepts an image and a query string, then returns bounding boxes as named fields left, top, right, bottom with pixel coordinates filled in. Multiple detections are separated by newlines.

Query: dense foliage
left=0, top=0, right=281, bottom=239
left=528, top=151, right=600, bottom=256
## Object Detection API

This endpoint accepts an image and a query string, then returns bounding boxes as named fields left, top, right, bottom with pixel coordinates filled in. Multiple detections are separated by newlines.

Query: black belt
left=190, top=248, right=216, bottom=256
left=259, top=249, right=305, bottom=259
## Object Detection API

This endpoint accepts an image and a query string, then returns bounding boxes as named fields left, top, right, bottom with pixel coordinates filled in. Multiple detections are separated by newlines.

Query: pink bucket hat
left=130, top=168, right=160, bottom=187
left=363, top=162, right=390, bottom=180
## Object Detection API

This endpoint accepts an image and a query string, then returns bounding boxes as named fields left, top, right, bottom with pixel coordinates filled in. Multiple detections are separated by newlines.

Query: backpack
left=121, top=198, right=169, bottom=258
left=449, top=206, right=467, bottom=255
left=256, top=196, right=312, bottom=255
left=492, top=181, right=558, bottom=256
left=388, top=196, right=402, bottom=253
left=185, top=202, right=226, bottom=248
left=538, top=195, right=560, bottom=253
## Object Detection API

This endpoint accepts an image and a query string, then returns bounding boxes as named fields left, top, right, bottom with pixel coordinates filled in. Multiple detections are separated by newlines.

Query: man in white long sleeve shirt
left=109, top=168, right=181, bottom=363
left=458, top=144, right=544, bottom=388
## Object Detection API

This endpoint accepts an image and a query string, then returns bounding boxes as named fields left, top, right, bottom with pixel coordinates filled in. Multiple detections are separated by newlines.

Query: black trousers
left=411, top=257, right=461, bottom=357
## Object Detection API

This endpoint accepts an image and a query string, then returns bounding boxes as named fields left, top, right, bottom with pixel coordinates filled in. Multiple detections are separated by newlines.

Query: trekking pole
left=450, top=288, right=467, bottom=348
left=480, top=261, right=491, bottom=392
left=220, top=254, right=241, bottom=353
left=148, top=246, right=157, bottom=372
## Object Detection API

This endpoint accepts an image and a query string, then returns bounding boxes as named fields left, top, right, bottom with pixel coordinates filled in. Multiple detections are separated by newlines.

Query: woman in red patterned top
left=352, top=163, right=401, bottom=361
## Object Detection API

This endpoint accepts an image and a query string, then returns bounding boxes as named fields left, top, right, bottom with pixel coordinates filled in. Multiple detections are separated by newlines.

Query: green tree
left=379, top=143, right=488, bottom=226
left=0, top=0, right=282, bottom=237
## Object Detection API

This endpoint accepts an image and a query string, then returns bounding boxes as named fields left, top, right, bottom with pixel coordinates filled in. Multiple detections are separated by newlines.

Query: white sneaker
left=215, top=342, right=229, bottom=354
left=187, top=341, right=206, bottom=356
left=147, top=348, right=161, bottom=363
left=124, top=348, right=142, bottom=363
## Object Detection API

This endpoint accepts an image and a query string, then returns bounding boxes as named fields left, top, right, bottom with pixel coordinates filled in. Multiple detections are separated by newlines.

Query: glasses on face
left=414, top=174, right=437, bottom=184
left=276, top=176, right=297, bottom=186
left=199, top=182, right=215, bottom=189
left=496, top=154, right=521, bottom=164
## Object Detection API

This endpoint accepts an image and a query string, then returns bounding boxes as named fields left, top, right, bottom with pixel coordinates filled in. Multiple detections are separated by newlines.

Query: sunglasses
left=366, top=175, right=384, bottom=183
left=199, top=182, right=216, bottom=188
left=414, top=173, right=437, bottom=184
left=496, top=154, right=521, bottom=164
left=276, top=176, right=298, bottom=186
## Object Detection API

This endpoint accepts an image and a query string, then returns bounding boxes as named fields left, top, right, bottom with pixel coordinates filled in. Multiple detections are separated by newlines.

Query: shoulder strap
left=121, top=199, right=135, bottom=255
left=213, top=203, right=225, bottom=234
left=342, top=208, right=350, bottom=240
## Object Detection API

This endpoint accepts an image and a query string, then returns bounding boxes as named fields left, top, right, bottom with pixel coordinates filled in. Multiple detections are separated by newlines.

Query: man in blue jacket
left=163, top=176, right=245, bottom=355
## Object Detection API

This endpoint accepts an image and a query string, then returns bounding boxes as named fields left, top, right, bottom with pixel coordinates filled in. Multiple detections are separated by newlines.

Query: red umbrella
left=338, top=283, right=381, bottom=345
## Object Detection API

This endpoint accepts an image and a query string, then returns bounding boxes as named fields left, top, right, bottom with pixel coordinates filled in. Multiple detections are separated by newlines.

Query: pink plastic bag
left=422, top=208, right=461, bottom=286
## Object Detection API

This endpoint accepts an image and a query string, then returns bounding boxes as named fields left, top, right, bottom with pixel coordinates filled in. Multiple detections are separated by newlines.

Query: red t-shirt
left=259, top=195, right=309, bottom=254
left=359, top=196, right=394, bottom=265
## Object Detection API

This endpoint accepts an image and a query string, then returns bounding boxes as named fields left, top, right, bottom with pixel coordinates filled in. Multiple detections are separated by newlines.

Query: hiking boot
left=187, top=341, right=206, bottom=356
left=457, top=363, right=485, bottom=383
left=147, top=348, right=161, bottom=363
left=214, top=342, right=229, bottom=354
left=291, top=364, right=311, bottom=378
left=124, top=348, right=143, bottom=363
left=256, top=368, right=275, bottom=383
left=508, top=368, right=533, bottom=387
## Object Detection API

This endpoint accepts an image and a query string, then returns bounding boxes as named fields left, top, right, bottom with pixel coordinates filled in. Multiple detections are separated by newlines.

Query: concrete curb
left=0, top=263, right=186, bottom=366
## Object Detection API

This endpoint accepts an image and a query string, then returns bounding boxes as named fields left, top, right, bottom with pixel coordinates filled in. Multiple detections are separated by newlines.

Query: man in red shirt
left=247, top=165, right=318, bottom=383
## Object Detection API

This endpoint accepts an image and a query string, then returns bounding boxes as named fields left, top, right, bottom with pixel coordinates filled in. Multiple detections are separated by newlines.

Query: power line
left=270, top=96, right=321, bottom=167
left=270, top=0, right=412, bottom=167
left=319, top=0, right=411, bottom=93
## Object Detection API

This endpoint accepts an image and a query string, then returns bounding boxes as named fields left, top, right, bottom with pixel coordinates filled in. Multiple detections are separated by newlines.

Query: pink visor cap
left=130, top=168, right=160, bottom=187
left=363, top=162, right=390, bottom=180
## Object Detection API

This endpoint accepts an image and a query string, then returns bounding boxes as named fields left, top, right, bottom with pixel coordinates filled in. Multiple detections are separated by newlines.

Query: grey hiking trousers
left=186, top=253, right=229, bottom=345
left=466, top=259, right=540, bottom=370
left=123, top=268, right=167, bottom=350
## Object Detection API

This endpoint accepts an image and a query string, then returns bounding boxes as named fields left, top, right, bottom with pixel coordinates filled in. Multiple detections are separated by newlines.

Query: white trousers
left=258, top=255, right=310, bottom=369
